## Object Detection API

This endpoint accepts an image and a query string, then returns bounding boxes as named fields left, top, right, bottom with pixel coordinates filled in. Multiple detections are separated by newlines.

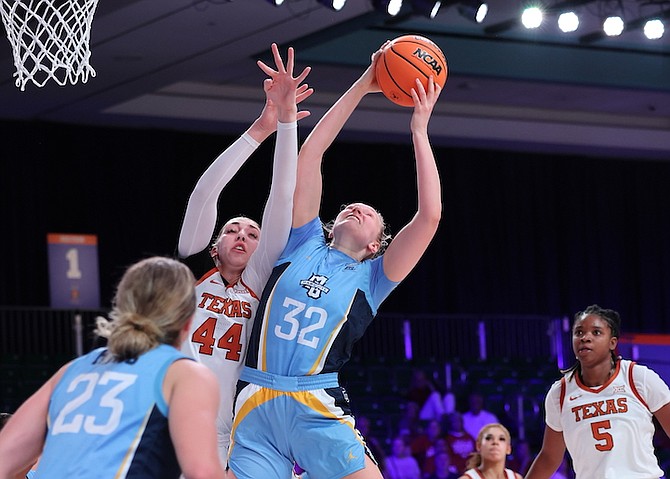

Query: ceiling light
left=317, top=0, right=347, bottom=11
left=411, top=0, right=442, bottom=19
left=603, top=15, right=624, bottom=36
left=558, top=11, right=579, bottom=33
left=265, top=0, right=285, bottom=5
left=521, top=6, right=543, bottom=29
left=457, top=1, right=488, bottom=24
left=644, top=19, right=664, bottom=39
left=373, top=0, right=404, bottom=16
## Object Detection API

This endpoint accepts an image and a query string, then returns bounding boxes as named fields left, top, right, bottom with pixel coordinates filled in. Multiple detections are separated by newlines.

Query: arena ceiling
left=0, top=0, right=668, bottom=158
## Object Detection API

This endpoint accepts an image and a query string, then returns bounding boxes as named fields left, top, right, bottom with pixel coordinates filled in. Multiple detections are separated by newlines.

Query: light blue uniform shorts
left=229, top=367, right=375, bottom=479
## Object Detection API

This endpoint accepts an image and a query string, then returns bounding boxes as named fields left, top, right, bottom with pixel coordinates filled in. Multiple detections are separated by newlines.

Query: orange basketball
left=375, top=35, right=448, bottom=107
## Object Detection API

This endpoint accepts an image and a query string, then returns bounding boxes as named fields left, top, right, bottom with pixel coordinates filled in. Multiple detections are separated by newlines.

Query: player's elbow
left=180, top=464, right=224, bottom=479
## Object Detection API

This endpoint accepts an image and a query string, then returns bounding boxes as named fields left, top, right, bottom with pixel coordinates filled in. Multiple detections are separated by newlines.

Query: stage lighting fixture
left=644, top=19, right=664, bottom=39
left=317, top=0, right=347, bottom=11
left=558, top=11, right=579, bottom=33
left=457, top=1, right=488, bottom=24
left=521, top=6, right=543, bottom=29
left=603, top=15, right=624, bottom=36
left=411, top=0, right=442, bottom=19
left=373, top=0, right=404, bottom=16
left=265, top=0, right=284, bottom=5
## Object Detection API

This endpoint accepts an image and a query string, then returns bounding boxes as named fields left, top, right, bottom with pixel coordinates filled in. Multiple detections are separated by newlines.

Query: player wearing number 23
left=0, top=257, right=225, bottom=479
left=228, top=42, right=442, bottom=479
left=525, top=305, right=670, bottom=479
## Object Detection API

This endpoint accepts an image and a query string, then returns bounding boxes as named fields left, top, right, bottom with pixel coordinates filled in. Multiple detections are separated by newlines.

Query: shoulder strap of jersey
left=627, top=361, right=650, bottom=411
left=559, top=376, right=567, bottom=412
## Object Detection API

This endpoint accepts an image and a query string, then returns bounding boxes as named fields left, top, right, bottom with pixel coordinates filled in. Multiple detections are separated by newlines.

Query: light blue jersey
left=245, top=217, right=397, bottom=376
left=34, top=345, right=188, bottom=479
left=230, top=218, right=397, bottom=479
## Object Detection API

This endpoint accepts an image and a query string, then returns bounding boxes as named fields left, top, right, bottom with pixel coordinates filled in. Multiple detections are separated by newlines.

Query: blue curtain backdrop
left=2, top=120, right=669, bottom=333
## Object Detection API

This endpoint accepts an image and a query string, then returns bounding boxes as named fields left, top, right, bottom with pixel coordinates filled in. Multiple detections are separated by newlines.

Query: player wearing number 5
left=176, top=44, right=311, bottom=463
left=0, top=257, right=225, bottom=479
left=228, top=44, right=442, bottom=479
left=525, top=304, right=670, bottom=479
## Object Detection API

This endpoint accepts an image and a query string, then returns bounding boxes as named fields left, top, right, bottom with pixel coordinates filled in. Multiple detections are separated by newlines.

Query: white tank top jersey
left=178, top=122, right=298, bottom=460
left=544, top=359, right=670, bottom=479
left=464, top=467, right=516, bottom=479
left=181, top=268, right=259, bottom=458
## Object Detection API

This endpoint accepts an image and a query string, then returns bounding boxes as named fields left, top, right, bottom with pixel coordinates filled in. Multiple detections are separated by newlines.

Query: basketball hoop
left=0, top=0, right=99, bottom=91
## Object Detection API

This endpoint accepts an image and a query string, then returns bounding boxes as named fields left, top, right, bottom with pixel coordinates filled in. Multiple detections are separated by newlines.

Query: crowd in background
left=353, top=364, right=670, bottom=479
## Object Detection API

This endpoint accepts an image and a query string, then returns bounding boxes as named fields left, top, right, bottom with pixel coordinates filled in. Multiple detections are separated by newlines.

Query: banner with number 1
left=47, top=233, right=100, bottom=309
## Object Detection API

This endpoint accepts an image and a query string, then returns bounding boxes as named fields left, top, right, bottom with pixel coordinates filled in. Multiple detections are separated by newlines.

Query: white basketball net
left=0, top=0, right=98, bottom=90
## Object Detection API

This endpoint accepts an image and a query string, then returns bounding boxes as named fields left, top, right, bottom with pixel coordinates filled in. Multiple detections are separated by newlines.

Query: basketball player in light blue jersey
left=0, top=257, right=225, bottom=479
left=229, top=44, right=443, bottom=479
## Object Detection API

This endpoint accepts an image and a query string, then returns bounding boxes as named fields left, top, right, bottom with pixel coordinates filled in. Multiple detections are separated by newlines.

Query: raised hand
left=257, top=43, right=312, bottom=125
left=356, top=41, right=390, bottom=94
left=410, top=76, right=441, bottom=133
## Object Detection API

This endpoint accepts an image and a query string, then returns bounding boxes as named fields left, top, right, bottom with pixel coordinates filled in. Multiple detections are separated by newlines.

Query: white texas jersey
left=545, top=359, right=670, bottom=479
left=181, top=267, right=259, bottom=460
left=464, top=468, right=515, bottom=479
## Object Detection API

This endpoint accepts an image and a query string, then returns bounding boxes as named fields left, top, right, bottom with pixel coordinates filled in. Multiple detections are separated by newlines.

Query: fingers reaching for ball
left=410, top=76, right=441, bottom=133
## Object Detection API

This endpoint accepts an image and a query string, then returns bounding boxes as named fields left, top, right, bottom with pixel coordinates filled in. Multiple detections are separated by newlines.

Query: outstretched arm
left=524, top=426, right=566, bottom=479
left=243, top=44, right=312, bottom=292
left=177, top=45, right=311, bottom=258
left=292, top=45, right=385, bottom=228
left=382, top=76, right=442, bottom=282
left=0, top=364, right=68, bottom=479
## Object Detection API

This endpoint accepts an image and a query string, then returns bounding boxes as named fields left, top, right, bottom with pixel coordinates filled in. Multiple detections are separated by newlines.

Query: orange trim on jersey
left=239, top=277, right=260, bottom=300
left=196, top=267, right=219, bottom=286
left=575, top=359, right=621, bottom=393
left=47, top=233, right=97, bottom=245
left=559, top=376, right=566, bottom=411
left=628, top=361, right=650, bottom=411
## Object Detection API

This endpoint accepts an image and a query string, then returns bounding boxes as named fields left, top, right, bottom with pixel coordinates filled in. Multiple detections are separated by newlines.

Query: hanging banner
left=47, top=233, right=100, bottom=309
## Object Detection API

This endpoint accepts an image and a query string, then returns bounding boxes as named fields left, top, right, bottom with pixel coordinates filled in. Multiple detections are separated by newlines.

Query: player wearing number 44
left=525, top=304, right=670, bottom=479
left=176, top=43, right=311, bottom=465
left=0, top=257, right=226, bottom=479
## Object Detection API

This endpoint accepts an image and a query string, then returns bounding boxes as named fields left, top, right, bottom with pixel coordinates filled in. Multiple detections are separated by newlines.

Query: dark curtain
left=2, top=120, right=669, bottom=333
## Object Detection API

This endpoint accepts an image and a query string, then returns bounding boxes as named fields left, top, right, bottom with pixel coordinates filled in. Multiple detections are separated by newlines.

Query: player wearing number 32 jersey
left=228, top=41, right=443, bottom=479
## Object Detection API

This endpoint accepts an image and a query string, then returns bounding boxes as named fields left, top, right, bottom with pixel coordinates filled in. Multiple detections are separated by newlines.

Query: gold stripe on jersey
left=307, top=295, right=355, bottom=375
left=115, top=406, right=152, bottom=479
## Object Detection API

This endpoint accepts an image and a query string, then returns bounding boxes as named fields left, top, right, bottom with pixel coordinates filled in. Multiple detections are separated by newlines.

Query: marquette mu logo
left=300, top=274, right=330, bottom=299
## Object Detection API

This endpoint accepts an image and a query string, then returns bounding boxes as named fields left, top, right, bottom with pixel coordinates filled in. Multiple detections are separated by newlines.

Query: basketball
left=375, top=35, right=448, bottom=107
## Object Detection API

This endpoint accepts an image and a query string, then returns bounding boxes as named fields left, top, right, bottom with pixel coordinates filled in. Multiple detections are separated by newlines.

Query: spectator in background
left=407, top=369, right=445, bottom=422
left=422, top=438, right=454, bottom=478
left=443, top=412, right=476, bottom=475
left=410, top=419, right=444, bottom=471
left=507, top=438, right=533, bottom=476
left=385, top=435, right=422, bottom=479
left=425, top=450, right=460, bottom=479
left=398, top=400, right=423, bottom=439
left=462, top=391, right=499, bottom=440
